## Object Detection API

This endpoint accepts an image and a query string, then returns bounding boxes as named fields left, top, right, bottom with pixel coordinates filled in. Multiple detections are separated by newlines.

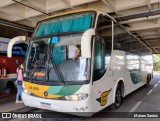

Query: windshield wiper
left=48, top=45, right=65, bottom=84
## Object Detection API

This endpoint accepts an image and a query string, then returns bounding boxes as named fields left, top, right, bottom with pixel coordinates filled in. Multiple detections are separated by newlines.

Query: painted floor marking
left=147, top=90, right=153, bottom=95
left=129, top=101, right=142, bottom=112
left=154, top=84, right=158, bottom=88
left=129, top=81, right=159, bottom=112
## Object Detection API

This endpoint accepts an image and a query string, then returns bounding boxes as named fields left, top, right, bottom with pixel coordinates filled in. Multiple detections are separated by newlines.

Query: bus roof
left=41, top=8, right=98, bottom=21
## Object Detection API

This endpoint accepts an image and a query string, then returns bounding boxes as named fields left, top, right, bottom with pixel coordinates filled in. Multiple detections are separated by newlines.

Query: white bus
left=8, top=9, right=153, bottom=116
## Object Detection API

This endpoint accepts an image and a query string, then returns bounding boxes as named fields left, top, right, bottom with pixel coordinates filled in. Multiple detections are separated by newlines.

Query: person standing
left=15, top=63, right=24, bottom=103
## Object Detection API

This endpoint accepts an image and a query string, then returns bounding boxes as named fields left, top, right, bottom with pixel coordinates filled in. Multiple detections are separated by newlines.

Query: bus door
left=91, top=36, right=112, bottom=111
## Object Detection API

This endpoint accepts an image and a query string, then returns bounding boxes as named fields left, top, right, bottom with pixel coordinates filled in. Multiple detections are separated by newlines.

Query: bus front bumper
left=22, top=92, right=92, bottom=115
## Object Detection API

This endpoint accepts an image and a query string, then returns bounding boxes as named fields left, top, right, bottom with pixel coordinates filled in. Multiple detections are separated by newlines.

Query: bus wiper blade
left=50, top=56, right=65, bottom=84
left=48, top=45, right=65, bottom=84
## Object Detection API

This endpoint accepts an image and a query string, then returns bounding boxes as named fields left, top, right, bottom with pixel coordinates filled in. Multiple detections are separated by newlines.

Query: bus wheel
left=111, top=84, right=123, bottom=110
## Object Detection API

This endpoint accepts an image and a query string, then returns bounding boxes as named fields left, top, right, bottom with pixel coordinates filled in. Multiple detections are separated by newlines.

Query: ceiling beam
left=133, top=32, right=159, bottom=53
left=0, top=19, right=34, bottom=32
left=152, top=48, right=159, bottom=53
left=145, top=36, right=160, bottom=40
left=137, top=33, right=152, bottom=46
left=114, top=0, right=160, bottom=12
left=11, top=0, right=98, bottom=22
left=151, top=45, right=160, bottom=48
left=0, top=0, right=17, bottom=9
left=143, top=35, right=160, bottom=39
left=145, top=38, right=160, bottom=41
left=129, top=32, right=152, bottom=52
left=142, top=34, right=160, bottom=38
left=102, top=0, right=121, bottom=20
left=157, top=28, right=160, bottom=34
left=102, top=0, right=118, bottom=15
left=12, top=0, right=50, bottom=16
left=61, top=0, right=75, bottom=9
left=126, top=19, right=160, bottom=31
left=117, top=9, right=160, bottom=22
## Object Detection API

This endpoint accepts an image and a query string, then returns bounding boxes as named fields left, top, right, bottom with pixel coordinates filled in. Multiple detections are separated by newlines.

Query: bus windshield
left=33, top=12, right=95, bottom=37
left=25, top=34, right=90, bottom=84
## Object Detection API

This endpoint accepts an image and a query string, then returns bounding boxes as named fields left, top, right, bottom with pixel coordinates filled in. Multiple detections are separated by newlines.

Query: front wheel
left=111, top=84, right=123, bottom=110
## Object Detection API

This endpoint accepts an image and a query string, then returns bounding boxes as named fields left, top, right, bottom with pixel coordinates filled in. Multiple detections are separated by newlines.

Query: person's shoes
left=15, top=100, right=23, bottom=103
left=18, top=101, right=23, bottom=103
left=15, top=100, right=19, bottom=103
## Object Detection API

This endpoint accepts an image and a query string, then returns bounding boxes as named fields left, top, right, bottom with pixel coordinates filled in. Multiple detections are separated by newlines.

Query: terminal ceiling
left=0, top=0, right=160, bottom=54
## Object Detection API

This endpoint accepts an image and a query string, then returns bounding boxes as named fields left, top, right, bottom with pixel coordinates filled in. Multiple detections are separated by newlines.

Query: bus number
left=29, top=86, right=39, bottom=91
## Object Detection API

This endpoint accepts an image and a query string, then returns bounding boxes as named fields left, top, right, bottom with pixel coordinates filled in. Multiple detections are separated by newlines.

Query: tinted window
left=93, top=39, right=105, bottom=81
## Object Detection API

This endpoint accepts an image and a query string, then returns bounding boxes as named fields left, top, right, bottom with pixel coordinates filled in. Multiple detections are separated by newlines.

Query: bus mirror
left=81, top=29, right=95, bottom=58
left=7, top=36, right=27, bottom=58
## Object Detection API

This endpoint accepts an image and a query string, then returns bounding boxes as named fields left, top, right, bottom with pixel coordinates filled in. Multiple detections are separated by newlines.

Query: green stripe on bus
left=47, top=86, right=63, bottom=94
left=47, top=85, right=82, bottom=96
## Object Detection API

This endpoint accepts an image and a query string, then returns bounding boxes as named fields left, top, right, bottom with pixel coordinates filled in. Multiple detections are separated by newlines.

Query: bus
left=7, top=9, right=153, bottom=116
left=0, top=37, right=26, bottom=94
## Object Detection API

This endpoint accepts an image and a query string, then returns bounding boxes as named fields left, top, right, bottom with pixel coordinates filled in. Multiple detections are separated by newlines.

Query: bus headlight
left=64, top=93, right=88, bottom=101
left=23, top=89, right=31, bottom=95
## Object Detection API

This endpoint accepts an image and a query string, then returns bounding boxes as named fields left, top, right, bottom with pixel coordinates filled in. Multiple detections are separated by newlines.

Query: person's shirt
left=17, top=68, right=23, bottom=81
left=16, top=67, right=19, bottom=73
left=68, top=45, right=78, bottom=59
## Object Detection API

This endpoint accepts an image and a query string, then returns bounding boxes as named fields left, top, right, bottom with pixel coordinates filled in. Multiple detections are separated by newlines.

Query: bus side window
left=93, top=39, right=105, bottom=81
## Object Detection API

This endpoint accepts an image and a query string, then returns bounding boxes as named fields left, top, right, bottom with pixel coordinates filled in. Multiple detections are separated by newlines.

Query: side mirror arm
left=81, top=29, right=95, bottom=58
left=7, top=36, right=27, bottom=58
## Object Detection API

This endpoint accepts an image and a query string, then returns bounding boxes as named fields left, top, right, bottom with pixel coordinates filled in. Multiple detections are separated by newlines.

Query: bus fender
left=112, top=79, right=125, bottom=104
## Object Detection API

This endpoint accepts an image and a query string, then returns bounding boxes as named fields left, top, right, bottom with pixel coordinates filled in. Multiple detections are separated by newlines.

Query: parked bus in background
left=0, top=37, right=26, bottom=94
left=7, top=9, right=153, bottom=116
left=12, top=46, right=28, bottom=56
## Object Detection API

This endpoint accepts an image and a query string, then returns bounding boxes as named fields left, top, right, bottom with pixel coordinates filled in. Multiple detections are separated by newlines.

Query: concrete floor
left=0, top=96, right=26, bottom=112
left=2, top=73, right=160, bottom=121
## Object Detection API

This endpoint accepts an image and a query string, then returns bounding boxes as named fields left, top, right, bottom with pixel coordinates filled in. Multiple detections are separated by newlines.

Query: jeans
left=16, top=85, right=23, bottom=101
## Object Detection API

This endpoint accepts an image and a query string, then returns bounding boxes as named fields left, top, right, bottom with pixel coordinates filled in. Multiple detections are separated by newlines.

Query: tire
left=111, top=84, right=123, bottom=110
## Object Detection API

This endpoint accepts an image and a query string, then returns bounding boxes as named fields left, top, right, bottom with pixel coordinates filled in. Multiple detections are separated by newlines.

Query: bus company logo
left=44, top=91, right=48, bottom=97
left=96, top=90, right=111, bottom=106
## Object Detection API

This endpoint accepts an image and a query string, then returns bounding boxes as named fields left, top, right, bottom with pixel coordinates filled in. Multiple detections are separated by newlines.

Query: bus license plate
left=40, top=102, right=51, bottom=109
